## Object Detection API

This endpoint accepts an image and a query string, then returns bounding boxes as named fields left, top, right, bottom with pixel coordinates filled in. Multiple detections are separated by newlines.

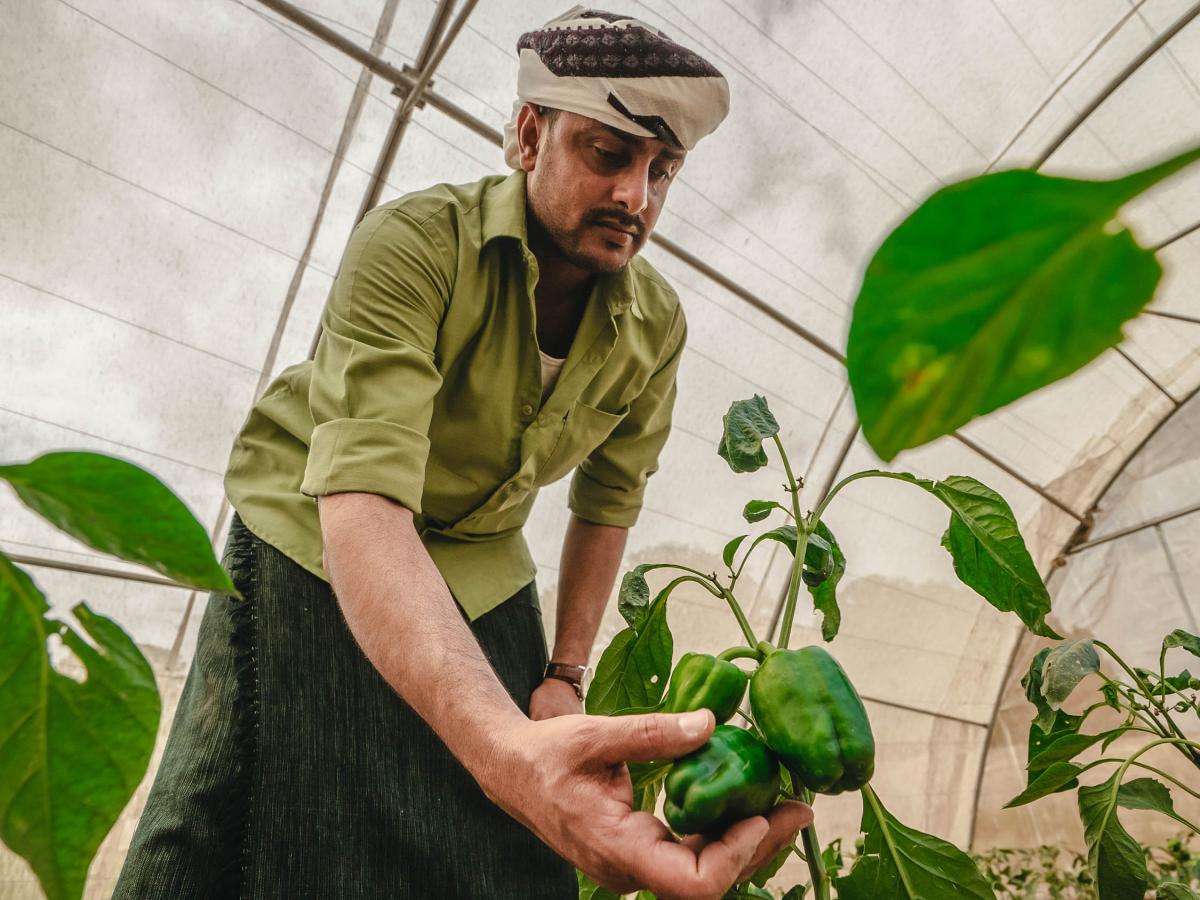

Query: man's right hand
left=479, top=708, right=812, bottom=900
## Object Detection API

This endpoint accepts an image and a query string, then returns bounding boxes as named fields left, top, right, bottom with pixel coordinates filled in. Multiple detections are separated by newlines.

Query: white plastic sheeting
left=2, top=0, right=1200, bottom=895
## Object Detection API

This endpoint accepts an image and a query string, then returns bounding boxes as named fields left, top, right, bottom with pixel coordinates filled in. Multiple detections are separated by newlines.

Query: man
left=115, top=7, right=809, bottom=899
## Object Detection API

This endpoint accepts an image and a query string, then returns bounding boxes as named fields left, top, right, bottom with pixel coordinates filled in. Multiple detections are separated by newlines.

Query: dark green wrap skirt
left=114, top=513, right=577, bottom=899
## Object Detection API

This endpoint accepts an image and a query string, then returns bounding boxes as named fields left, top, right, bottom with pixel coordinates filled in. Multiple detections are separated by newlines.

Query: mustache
left=587, top=209, right=645, bottom=235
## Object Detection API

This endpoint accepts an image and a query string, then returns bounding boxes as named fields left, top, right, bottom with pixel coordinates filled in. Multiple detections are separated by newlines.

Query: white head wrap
left=502, top=6, right=730, bottom=168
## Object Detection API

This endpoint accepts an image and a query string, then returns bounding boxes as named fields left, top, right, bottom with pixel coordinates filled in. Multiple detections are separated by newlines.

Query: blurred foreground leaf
left=848, top=144, right=1200, bottom=460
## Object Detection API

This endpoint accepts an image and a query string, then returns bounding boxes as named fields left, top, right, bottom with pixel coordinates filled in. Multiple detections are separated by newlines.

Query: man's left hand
left=530, top=676, right=584, bottom=720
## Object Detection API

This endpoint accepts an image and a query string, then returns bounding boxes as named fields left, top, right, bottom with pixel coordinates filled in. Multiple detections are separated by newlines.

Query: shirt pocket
left=534, top=400, right=629, bottom=487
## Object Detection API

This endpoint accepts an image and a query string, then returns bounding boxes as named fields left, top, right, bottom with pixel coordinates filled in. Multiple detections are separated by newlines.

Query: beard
left=528, top=201, right=646, bottom=275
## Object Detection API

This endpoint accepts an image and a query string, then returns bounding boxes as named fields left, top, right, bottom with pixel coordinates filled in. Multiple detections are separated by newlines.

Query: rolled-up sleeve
left=569, top=304, right=687, bottom=527
left=300, top=206, right=453, bottom=513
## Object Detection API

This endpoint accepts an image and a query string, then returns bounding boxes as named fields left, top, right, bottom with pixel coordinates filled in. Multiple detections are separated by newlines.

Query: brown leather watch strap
left=544, top=662, right=587, bottom=700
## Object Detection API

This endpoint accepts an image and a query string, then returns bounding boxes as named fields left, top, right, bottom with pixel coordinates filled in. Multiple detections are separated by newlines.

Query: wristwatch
left=543, top=662, right=591, bottom=700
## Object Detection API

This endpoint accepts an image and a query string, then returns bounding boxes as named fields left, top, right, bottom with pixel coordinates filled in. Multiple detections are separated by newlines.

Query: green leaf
left=723, top=535, right=748, bottom=570
left=836, top=787, right=995, bottom=899
left=1004, top=762, right=1083, bottom=808
left=0, top=452, right=235, bottom=594
left=807, top=522, right=846, bottom=642
left=1079, top=772, right=1151, bottom=899
left=1041, top=640, right=1100, bottom=707
left=1022, top=648, right=1057, bottom=733
left=577, top=870, right=622, bottom=900
left=1100, top=682, right=1121, bottom=711
left=822, top=837, right=845, bottom=879
left=1027, top=729, right=1125, bottom=772
left=781, top=887, right=808, bottom=900
left=718, top=396, right=780, bottom=473
left=0, top=555, right=161, bottom=900
left=633, top=772, right=666, bottom=815
left=928, top=475, right=1059, bottom=638
left=1116, top=777, right=1193, bottom=831
left=629, top=759, right=672, bottom=792
left=618, top=567, right=652, bottom=630
left=743, top=500, right=788, bottom=523
left=749, top=841, right=792, bottom=888
left=1164, top=629, right=1200, bottom=660
left=1026, top=708, right=1085, bottom=782
left=847, top=144, right=1200, bottom=461
left=1158, top=883, right=1200, bottom=899
left=585, top=599, right=673, bottom=716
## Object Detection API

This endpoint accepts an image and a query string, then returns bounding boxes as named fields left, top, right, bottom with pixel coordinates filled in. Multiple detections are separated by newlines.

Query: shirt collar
left=482, top=170, right=642, bottom=320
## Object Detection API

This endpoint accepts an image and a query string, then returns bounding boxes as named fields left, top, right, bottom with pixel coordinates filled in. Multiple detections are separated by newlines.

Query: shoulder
left=371, top=174, right=505, bottom=234
left=628, top=254, right=687, bottom=350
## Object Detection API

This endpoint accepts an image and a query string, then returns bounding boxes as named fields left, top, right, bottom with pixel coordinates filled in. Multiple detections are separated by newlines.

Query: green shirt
left=224, top=170, right=687, bottom=620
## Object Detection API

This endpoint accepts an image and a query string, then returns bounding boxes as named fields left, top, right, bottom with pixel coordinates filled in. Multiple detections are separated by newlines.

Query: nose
left=610, top=161, right=650, bottom=215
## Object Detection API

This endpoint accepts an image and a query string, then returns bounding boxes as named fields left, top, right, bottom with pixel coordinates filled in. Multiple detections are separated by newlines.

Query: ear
left=515, top=102, right=547, bottom=173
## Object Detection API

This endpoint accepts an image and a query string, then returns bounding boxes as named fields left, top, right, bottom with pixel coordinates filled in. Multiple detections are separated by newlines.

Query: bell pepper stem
left=798, top=788, right=831, bottom=900
left=717, top=646, right=762, bottom=663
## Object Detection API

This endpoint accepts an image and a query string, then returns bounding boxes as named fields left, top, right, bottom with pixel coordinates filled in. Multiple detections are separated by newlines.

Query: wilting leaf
left=1041, top=640, right=1100, bottom=707
left=743, top=500, right=789, bottom=523
left=718, top=396, right=780, bottom=473
left=1164, top=629, right=1200, bottom=660
left=807, top=522, right=847, bottom=642
left=617, top=567, right=652, bottom=630
left=1022, top=648, right=1057, bottom=733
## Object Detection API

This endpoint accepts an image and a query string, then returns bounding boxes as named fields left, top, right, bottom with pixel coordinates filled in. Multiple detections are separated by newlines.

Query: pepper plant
left=0, top=452, right=235, bottom=900
left=581, top=142, right=1200, bottom=899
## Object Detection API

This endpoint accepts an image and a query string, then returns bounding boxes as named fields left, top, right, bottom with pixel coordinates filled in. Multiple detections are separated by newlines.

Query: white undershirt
left=539, top=348, right=567, bottom=405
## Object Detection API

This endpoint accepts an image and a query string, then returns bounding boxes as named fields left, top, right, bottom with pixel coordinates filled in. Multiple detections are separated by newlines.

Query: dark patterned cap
left=502, top=5, right=730, bottom=166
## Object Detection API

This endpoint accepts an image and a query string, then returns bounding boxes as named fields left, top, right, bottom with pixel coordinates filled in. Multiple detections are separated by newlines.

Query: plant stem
left=772, top=434, right=808, bottom=650
left=1097, top=641, right=1200, bottom=767
left=718, top=646, right=762, bottom=663
left=798, top=788, right=831, bottom=900
left=777, top=467, right=920, bottom=648
left=717, top=586, right=759, bottom=649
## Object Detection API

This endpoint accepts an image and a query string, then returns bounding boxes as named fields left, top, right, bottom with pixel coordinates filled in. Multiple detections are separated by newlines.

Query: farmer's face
left=518, top=106, right=685, bottom=274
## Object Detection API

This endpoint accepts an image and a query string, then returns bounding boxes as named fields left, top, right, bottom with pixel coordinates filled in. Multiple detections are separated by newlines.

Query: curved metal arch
left=964, top=3, right=1200, bottom=847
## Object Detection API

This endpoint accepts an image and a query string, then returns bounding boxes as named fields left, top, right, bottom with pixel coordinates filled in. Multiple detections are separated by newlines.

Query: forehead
left=566, top=112, right=686, bottom=161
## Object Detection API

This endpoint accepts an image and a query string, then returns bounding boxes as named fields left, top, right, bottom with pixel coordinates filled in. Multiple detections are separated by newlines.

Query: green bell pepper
left=663, top=724, right=781, bottom=835
left=660, top=653, right=747, bottom=724
left=749, top=646, right=875, bottom=794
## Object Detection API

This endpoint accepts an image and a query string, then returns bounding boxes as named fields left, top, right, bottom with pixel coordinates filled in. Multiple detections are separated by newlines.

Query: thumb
left=590, top=709, right=715, bottom=765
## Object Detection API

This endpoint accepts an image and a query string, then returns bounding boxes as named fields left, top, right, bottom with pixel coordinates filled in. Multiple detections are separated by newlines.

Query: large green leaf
left=585, top=598, right=672, bottom=716
left=929, top=475, right=1058, bottom=638
left=806, top=521, right=846, bottom=642
left=0, top=556, right=160, bottom=900
left=1040, top=640, right=1100, bottom=707
left=835, top=787, right=995, bottom=899
left=847, top=144, right=1200, bottom=461
left=0, top=452, right=235, bottom=594
left=1078, top=772, right=1151, bottom=900
left=717, top=396, right=780, bottom=474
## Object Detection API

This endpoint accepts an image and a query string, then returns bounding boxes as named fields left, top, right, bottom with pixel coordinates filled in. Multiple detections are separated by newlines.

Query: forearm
left=551, top=514, right=629, bottom=665
left=317, top=492, right=524, bottom=782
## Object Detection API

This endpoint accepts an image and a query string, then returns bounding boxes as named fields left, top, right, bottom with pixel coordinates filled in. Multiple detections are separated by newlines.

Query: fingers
left=636, top=816, right=769, bottom=900
left=734, top=801, right=812, bottom=883
left=587, top=709, right=715, bottom=765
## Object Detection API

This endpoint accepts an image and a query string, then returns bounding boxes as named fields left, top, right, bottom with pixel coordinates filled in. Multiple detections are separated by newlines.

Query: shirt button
left=520, top=403, right=534, bottom=417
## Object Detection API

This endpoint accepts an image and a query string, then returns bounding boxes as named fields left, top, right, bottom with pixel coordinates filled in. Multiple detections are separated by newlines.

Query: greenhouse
left=2, top=0, right=1199, bottom=897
